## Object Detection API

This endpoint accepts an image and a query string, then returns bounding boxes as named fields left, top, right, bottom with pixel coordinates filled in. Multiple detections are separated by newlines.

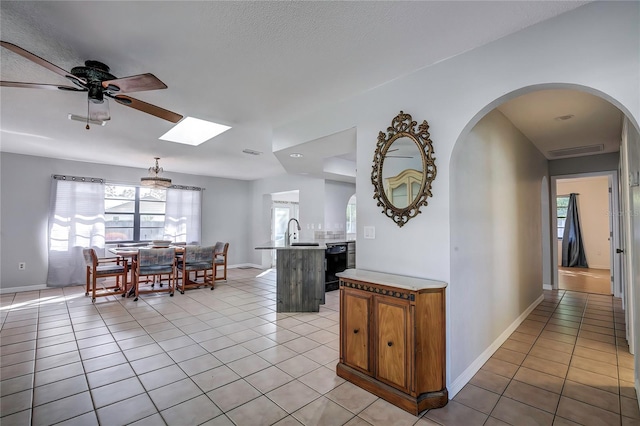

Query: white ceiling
left=498, top=89, right=623, bottom=159
left=0, top=1, right=595, bottom=181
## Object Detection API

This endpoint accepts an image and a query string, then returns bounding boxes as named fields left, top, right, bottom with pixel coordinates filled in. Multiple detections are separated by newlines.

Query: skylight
left=159, top=117, right=231, bottom=146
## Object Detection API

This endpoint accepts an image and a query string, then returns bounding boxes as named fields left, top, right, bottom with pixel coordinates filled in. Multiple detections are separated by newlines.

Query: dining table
left=108, top=245, right=185, bottom=297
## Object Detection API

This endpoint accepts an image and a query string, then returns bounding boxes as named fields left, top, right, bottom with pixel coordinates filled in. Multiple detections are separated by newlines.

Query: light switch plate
left=364, top=226, right=375, bottom=239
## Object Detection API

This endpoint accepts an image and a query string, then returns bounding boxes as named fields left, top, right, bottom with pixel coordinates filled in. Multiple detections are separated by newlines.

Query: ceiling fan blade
left=1, top=41, right=86, bottom=86
left=102, top=73, right=167, bottom=93
left=0, top=80, right=87, bottom=91
left=109, top=94, right=183, bottom=123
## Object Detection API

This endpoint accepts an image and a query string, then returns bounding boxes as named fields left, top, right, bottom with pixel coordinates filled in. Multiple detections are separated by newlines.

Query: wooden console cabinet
left=336, top=269, right=447, bottom=415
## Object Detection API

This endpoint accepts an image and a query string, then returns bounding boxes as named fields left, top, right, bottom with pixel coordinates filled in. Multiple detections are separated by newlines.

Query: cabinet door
left=343, top=290, right=371, bottom=372
left=375, top=297, right=409, bottom=391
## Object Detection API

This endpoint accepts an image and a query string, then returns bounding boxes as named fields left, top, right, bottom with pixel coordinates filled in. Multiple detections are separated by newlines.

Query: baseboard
left=448, top=293, right=545, bottom=397
left=543, top=284, right=553, bottom=290
left=588, top=265, right=609, bottom=270
left=0, top=284, right=48, bottom=294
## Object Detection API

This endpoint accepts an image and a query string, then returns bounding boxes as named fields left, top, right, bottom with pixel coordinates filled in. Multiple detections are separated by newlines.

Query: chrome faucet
left=285, top=218, right=301, bottom=246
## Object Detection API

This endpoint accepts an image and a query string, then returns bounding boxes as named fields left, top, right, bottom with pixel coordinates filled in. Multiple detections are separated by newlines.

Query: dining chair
left=83, top=248, right=128, bottom=302
left=133, top=248, right=176, bottom=301
left=116, top=242, right=156, bottom=293
left=214, top=242, right=229, bottom=281
left=176, top=245, right=215, bottom=293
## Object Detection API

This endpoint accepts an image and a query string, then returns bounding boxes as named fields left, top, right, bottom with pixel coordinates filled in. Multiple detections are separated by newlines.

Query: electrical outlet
left=18, top=262, right=26, bottom=270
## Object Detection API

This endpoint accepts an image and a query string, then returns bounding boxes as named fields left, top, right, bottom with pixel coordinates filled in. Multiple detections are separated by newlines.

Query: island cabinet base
left=336, top=269, right=448, bottom=416
left=336, top=363, right=448, bottom=416
left=276, top=248, right=325, bottom=312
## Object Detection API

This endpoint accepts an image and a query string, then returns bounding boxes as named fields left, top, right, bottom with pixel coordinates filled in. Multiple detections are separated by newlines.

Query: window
left=346, top=194, right=356, bottom=235
left=557, top=195, right=569, bottom=239
left=105, top=184, right=166, bottom=243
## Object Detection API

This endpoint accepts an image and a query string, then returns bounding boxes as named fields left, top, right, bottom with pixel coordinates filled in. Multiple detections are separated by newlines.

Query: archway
left=448, top=83, right=639, bottom=394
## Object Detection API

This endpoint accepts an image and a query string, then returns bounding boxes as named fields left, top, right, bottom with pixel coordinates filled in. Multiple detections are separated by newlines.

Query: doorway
left=551, top=173, right=620, bottom=295
left=270, top=190, right=299, bottom=268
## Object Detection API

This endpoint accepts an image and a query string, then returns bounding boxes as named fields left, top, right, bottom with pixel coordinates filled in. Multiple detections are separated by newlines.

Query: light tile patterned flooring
left=0, top=268, right=638, bottom=425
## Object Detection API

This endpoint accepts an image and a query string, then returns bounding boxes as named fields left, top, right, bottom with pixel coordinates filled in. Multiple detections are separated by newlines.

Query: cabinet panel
left=415, top=291, right=446, bottom=392
left=375, top=297, right=408, bottom=391
left=343, top=291, right=371, bottom=372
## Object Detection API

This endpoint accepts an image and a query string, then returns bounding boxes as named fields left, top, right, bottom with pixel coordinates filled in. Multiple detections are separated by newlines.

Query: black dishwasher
left=325, top=243, right=347, bottom=291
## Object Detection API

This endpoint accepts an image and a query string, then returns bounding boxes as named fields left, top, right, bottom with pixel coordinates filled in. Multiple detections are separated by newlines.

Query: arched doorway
left=448, top=83, right=639, bottom=391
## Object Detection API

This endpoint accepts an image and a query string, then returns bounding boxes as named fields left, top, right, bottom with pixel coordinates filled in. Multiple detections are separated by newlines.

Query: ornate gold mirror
left=371, top=111, right=436, bottom=227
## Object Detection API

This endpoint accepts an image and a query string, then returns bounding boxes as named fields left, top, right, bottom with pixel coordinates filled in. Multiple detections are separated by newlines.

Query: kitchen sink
left=290, top=242, right=320, bottom=246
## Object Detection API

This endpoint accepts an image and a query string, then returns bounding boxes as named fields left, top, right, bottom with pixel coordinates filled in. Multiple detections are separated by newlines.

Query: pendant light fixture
left=141, top=157, right=172, bottom=188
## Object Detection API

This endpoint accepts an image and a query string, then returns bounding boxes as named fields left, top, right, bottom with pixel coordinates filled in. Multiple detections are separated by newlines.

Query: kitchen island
left=255, top=241, right=327, bottom=312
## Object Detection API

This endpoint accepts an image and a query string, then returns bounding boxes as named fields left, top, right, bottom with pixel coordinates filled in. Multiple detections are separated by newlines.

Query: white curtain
left=163, top=188, right=202, bottom=243
left=47, top=176, right=105, bottom=286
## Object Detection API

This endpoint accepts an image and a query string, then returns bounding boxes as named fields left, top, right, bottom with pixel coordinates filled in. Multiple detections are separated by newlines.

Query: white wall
left=324, top=180, right=356, bottom=234
left=0, top=153, right=253, bottom=291
left=450, top=109, right=548, bottom=383
left=249, top=173, right=326, bottom=266
left=248, top=174, right=356, bottom=265
left=550, top=152, right=620, bottom=176
left=556, top=176, right=611, bottom=269
left=271, top=2, right=640, bottom=393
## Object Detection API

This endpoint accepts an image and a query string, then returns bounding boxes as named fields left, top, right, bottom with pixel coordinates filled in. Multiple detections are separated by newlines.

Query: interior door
left=271, top=206, right=291, bottom=268
left=272, top=206, right=290, bottom=244
left=610, top=174, right=623, bottom=298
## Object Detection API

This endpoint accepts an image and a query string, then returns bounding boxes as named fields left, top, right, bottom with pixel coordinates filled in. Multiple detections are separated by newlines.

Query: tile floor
left=0, top=268, right=638, bottom=425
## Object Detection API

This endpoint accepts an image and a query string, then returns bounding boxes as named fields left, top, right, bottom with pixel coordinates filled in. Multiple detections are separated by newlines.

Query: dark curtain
left=561, top=193, right=588, bottom=268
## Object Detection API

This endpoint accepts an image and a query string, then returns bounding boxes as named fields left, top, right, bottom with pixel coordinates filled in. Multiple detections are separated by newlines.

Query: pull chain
left=86, top=99, right=90, bottom=130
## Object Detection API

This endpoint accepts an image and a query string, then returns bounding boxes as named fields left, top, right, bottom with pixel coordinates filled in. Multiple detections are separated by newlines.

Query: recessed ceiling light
left=290, top=153, right=304, bottom=158
left=554, top=114, right=575, bottom=121
left=159, top=117, right=231, bottom=146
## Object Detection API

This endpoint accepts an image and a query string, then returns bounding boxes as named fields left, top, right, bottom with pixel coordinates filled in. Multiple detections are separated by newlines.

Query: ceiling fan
left=0, top=41, right=183, bottom=126
left=386, top=148, right=414, bottom=159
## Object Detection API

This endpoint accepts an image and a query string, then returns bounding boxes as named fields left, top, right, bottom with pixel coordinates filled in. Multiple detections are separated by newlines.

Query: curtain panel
left=163, top=187, right=202, bottom=244
left=561, top=193, right=588, bottom=268
left=47, top=175, right=106, bottom=286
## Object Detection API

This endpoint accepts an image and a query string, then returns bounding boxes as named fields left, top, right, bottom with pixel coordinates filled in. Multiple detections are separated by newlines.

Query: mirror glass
left=371, top=111, right=437, bottom=227
left=381, top=136, right=423, bottom=209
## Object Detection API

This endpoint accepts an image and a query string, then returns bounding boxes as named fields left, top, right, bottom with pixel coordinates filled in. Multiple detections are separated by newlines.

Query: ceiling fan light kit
left=68, top=114, right=107, bottom=126
left=0, top=41, right=183, bottom=126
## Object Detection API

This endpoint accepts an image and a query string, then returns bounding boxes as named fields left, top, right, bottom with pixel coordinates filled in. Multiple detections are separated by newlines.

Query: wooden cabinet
left=336, top=269, right=447, bottom=415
